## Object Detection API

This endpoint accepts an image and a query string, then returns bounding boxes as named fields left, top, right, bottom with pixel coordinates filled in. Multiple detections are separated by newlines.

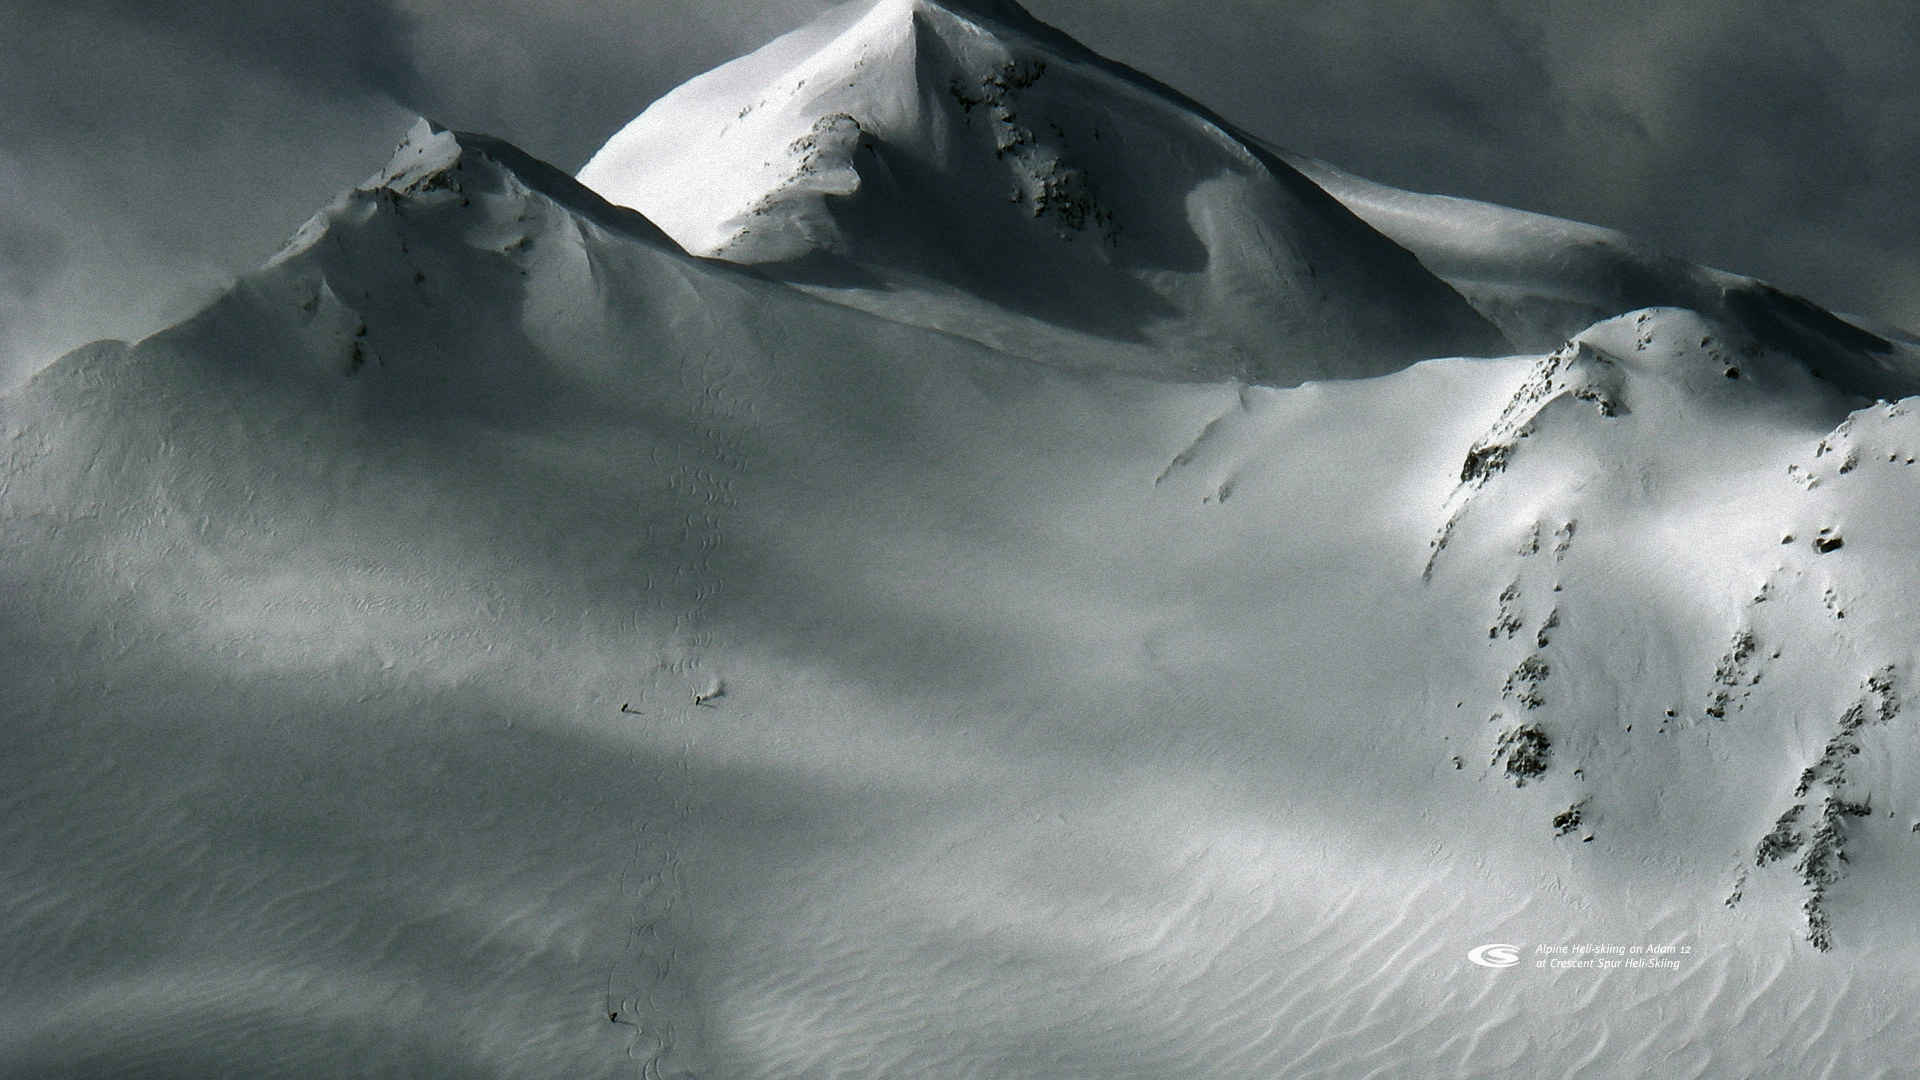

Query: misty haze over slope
left=6, top=1, right=1920, bottom=1076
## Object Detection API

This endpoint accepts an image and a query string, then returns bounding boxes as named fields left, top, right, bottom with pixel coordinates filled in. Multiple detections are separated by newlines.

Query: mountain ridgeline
left=7, top=1, right=1920, bottom=1076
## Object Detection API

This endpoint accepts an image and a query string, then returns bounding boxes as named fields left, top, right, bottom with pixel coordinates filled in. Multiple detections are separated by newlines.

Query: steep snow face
left=1419, top=306, right=1920, bottom=959
left=577, top=0, right=1509, bottom=384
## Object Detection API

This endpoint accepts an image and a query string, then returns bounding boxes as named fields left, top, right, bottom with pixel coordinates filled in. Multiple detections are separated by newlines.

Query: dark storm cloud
left=15, top=0, right=427, bottom=105
left=0, top=218, right=67, bottom=301
left=2, top=0, right=1915, bottom=384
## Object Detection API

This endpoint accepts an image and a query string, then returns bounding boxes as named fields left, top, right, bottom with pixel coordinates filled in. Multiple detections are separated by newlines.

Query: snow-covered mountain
left=7, top=1, right=1920, bottom=1076
left=578, top=0, right=1509, bottom=384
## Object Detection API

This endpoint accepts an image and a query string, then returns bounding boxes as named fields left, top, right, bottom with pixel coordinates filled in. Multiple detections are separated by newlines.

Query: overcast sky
left=3, top=0, right=1915, bottom=385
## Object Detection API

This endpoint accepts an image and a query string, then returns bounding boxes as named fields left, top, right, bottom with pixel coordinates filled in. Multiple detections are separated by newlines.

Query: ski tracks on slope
left=604, top=368, right=749, bottom=1078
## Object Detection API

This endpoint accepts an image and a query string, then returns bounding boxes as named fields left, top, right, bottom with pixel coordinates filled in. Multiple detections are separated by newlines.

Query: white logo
left=1468, top=943, right=1521, bottom=968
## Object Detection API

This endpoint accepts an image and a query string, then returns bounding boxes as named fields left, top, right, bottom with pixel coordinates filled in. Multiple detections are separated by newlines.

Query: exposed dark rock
left=1552, top=800, right=1585, bottom=836
left=1493, top=724, right=1551, bottom=785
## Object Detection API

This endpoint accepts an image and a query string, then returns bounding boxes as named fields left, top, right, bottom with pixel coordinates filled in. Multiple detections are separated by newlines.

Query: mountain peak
left=273, top=117, right=678, bottom=274
left=576, top=0, right=1508, bottom=383
left=370, top=117, right=465, bottom=192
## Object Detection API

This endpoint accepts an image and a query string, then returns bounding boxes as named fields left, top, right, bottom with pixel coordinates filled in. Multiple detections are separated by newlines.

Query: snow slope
left=7, top=20, right=1920, bottom=1080
left=577, top=0, right=1509, bottom=385
left=1286, top=151, right=1920, bottom=402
